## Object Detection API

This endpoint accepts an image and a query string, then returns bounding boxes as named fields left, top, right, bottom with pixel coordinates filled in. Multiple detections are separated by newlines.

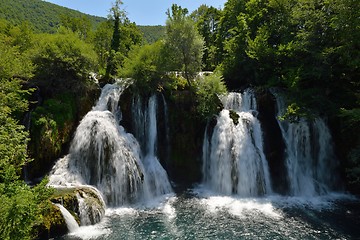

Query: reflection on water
left=59, top=189, right=360, bottom=240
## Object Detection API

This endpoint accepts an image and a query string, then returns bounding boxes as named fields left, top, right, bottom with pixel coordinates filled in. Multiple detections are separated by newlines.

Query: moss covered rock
left=35, top=203, right=68, bottom=240
left=229, top=110, right=239, bottom=125
left=51, top=186, right=106, bottom=226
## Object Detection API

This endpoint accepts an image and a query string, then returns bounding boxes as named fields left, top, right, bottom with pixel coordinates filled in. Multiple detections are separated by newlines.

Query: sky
left=45, top=0, right=226, bottom=26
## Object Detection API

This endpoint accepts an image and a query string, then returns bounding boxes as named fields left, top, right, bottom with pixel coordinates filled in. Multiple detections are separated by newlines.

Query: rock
left=51, top=186, right=106, bottom=226
left=229, top=110, right=239, bottom=125
left=35, top=203, right=68, bottom=240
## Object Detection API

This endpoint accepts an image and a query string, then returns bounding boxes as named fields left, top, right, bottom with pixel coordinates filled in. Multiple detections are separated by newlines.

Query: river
left=59, top=189, right=359, bottom=240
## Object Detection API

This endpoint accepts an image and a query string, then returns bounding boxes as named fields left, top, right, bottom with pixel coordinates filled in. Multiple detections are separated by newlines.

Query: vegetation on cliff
left=0, top=37, right=53, bottom=239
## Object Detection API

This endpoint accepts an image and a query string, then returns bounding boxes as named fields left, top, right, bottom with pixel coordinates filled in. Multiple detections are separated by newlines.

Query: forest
left=0, top=0, right=359, bottom=239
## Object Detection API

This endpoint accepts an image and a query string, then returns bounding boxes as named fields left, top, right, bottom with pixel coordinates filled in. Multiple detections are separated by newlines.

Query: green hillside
left=138, top=25, right=165, bottom=43
left=0, top=0, right=165, bottom=42
left=0, top=0, right=105, bottom=33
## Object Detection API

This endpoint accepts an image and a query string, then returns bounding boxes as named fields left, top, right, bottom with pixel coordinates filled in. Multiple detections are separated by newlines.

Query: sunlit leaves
left=195, top=72, right=227, bottom=119
left=164, top=4, right=205, bottom=85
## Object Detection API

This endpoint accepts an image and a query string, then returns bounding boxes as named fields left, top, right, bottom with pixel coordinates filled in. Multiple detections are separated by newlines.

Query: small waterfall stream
left=202, top=90, right=272, bottom=196
left=272, top=91, right=339, bottom=196
left=132, top=95, right=172, bottom=199
left=49, top=83, right=172, bottom=207
left=54, top=203, right=79, bottom=233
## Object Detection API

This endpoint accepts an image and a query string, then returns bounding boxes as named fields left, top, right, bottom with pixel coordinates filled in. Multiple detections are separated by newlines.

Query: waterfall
left=202, top=90, right=272, bottom=197
left=54, top=203, right=79, bottom=233
left=132, top=95, right=172, bottom=199
left=49, top=83, right=172, bottom=207
left=272, top=91, right=339, bottom=196
left=161, top=94, right=171, bottom=165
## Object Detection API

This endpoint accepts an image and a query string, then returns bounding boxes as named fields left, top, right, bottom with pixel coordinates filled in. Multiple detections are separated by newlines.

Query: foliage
left=0, top=53, right=53, bottom=240
left=194, top=72, right=227, bottom=119
left=191, top=5, right=222, bottom=71
left=0, top=79, right=30, bottom=182
left=164, top=4, right=205, bottom=87
left=138, top=25, right=166, bottom=44
left=214, top=0, right=359, bottom=109
left=28, top=92, right=78, bottom=182
left=0, top=23, right=34, bottom=80
left=0, top=0, right=105, bottom=33
left=0, top=178, right=53, bottom=240
left=119, top=41, right=163, bottom=92
left=194, top=0, right=359, bottom=192
left=92, top=21, right=113, bottom=72
left=32, top=93, right=76, bottom=132
left=105, top=0, right=143, bottom=79
left=32, top=30, right=98, bottom=94
left=0, top=22, right=34, bottom=181
left=60, top=15, right=92, bottom=40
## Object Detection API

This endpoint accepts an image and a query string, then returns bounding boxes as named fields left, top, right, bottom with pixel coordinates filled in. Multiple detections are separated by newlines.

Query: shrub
left=194, top=72, right=227, bottom=119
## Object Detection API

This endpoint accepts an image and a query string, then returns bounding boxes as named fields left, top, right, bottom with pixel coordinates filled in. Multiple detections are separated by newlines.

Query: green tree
left=195, top=72, right=227, bottom=119
left=216, top=0, right=250, bottom=88
left=164, top=4, right=205, bottom=88
left=191, top=5, right=222, bottom=70
left=32, top=30, right=97, bottom=95
left=0, top=34, right=53, bottom=239
left=60, top=15, right=92, bottom=40
left=109, top=0, right=124, bottom=52
left=119, top=41, right=164, bottom=90
left=105, top=0, right=143, bottom=79
left=92, top=21, right=113, bottom=73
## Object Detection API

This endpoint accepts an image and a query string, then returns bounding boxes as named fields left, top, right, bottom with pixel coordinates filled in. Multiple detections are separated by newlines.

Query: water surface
left=59, top=189, right=360, bottom=240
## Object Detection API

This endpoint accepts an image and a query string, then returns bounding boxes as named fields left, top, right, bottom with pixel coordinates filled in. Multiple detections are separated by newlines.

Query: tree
left=60, top=15, right=91, bottom=40
left=216, top=0, right=250, bottom=88
left=105, top=0, right=143, bottom=79
left=164, top=4, right=204, bottom=88
left=0, top=94, right=53, bottom=239
left=92, top=21, right=113, bottom=73
left=32, top=30, right=97, bottom=95
left=191, top=5, right=221, bottom=70
left=195, top=72, right=227, bottom=119
left=0, top=33, right=53, bottom=239
left=109, top=0, right=124, bottom=52
left=105, top=0, right=125, bottom=79
left=119, top=41, right=164, bottom=87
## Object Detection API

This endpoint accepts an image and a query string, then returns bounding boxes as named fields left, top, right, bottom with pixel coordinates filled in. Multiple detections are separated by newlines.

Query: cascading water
left=202, top=90, right=272, bottom=196
left=272, top=91, right=339, bottom=196
left=54, top=203, right=79, bottom=233
left=49, top=83, right=172, bottom=207
left=132, top=95, right=172, bottom=199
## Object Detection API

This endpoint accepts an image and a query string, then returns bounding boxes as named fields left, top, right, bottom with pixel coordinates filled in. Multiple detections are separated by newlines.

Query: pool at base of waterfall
left=56, top=188, right=360, bottom=240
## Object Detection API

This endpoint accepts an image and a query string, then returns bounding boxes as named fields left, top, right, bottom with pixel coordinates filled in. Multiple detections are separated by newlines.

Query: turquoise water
left=60, top=189, right=360, bottom=240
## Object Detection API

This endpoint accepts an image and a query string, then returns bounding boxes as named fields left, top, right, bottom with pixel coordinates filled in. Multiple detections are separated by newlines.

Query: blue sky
left=45, top=0, right=226, bottom=25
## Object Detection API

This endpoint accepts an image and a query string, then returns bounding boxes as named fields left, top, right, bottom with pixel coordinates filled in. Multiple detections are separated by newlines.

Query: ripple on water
left=59, top=191, right=359, bottom=240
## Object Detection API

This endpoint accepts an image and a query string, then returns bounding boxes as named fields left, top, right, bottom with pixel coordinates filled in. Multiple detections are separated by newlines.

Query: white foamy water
left=202, top=90, right=272, bottom=196
left=69, top=220, right=111, bottom=240
left=58, top=189, right=358, bottom=240
left=54, top=203, right=79, bottom=233
left=49, top=83, right=172, bottom=207
left=272, top=90, right=340, bottom=196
